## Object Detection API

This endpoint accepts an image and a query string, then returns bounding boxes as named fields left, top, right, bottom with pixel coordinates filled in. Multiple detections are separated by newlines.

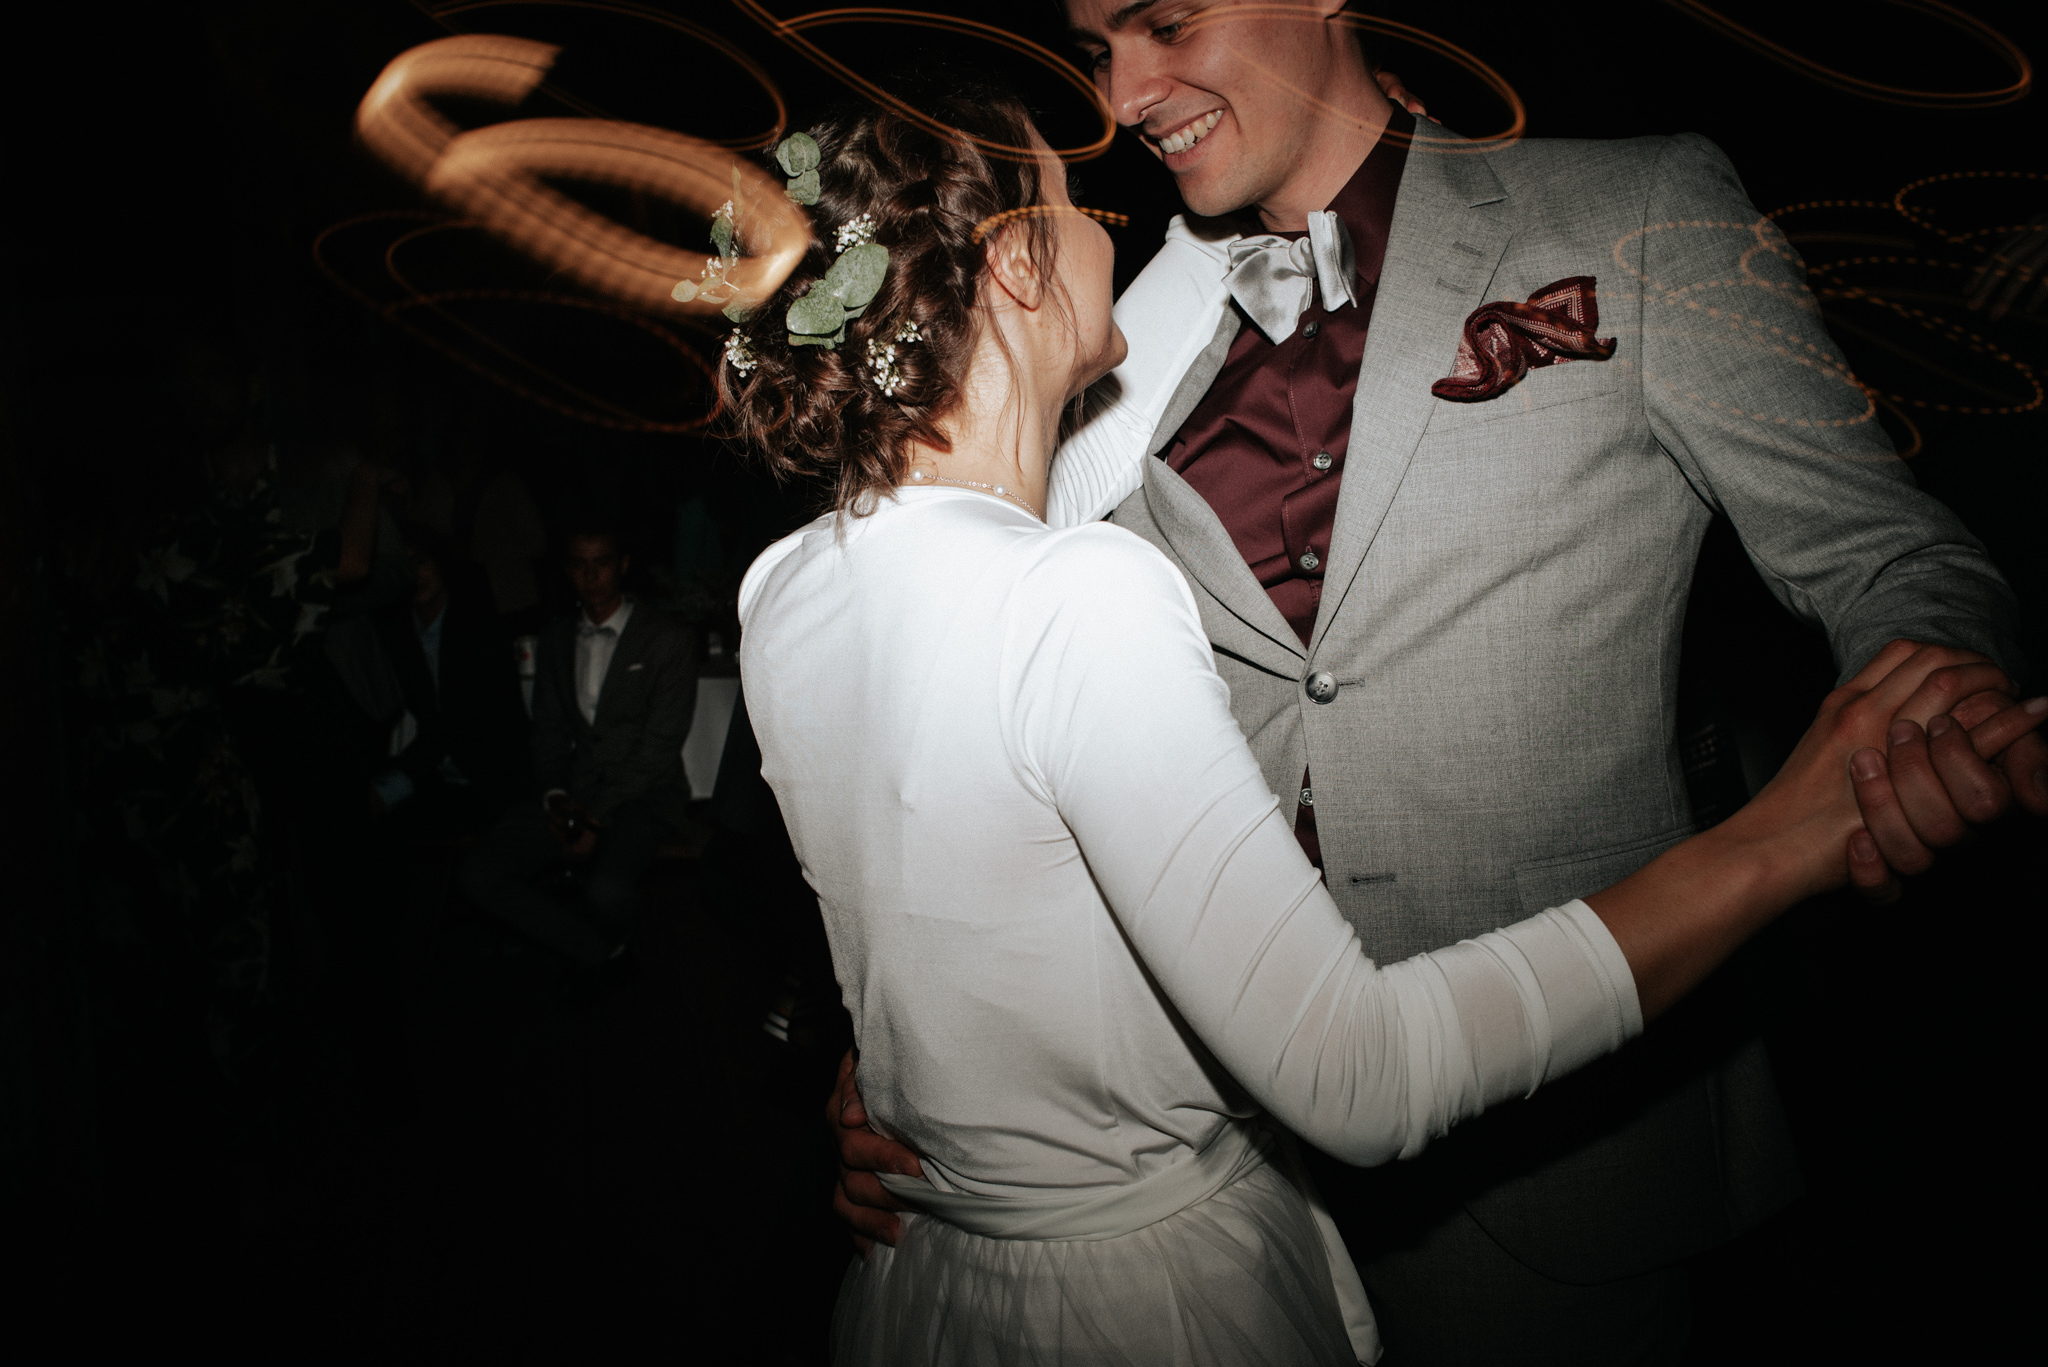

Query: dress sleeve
left=1046, top=221, right=1235, bottom=528
left=1003, top=530, right=1643, bottom=1165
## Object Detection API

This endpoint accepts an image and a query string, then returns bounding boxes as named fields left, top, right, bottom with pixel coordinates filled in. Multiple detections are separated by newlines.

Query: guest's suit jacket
left=1088, top=125, right=2023, bottom=1282
left=530, top=605, right=699, bottom=828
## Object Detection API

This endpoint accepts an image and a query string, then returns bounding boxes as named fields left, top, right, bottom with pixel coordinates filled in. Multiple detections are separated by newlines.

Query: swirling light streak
left=314, top=211, right=718, bottom=432
left=1338, top=10, right=1525, bottom=149
left=378, top=218, right=714, bottom=427
left=1606, top=218, right=1885, bottom=443
left=1160, top=6, right=1524, bottom=152
left=730, top=1, right=1115, bottom=162
left=970, top=205, right=1131, bottom=245
left=428, top=0, right=790, bottom=149
left=1663, top=0, right=2030, bottom=108
left=1765, top=184, right=2048, bottom=418
left=341, top=4, right=1517, bottom=432
left=1892, top=170, right=2048, bottom=244
left=357, top=34, right=808, bottom=318
left=1803, top=253, right=2042, bottom=415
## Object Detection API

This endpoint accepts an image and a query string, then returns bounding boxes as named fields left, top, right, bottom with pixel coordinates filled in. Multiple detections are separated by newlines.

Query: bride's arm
left=1014, top=534, right=2036, bottom=1165
left=1586, top=639, right=2034, bottom=1018
left=1045, top=221, right=1234, bottom=528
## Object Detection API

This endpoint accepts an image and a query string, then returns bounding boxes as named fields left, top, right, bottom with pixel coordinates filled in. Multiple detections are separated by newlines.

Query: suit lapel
left=1311, top=125, right=1513, bottom=656
left=1136, top=298, right=1307, bottom=669
left=1142, top=457, right=1305, bottom=672
left=1147, top=307, right=1241, bottom=460
left=553, top=618, right=586, bottom=734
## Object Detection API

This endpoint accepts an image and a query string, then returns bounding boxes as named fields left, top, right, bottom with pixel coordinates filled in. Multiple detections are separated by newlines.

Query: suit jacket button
left=1306, top=670, right=1337, bottom=704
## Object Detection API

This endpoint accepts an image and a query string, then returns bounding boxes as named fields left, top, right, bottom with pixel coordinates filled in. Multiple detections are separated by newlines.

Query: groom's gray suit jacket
left=1109, top=124, right=2023, bottom=1282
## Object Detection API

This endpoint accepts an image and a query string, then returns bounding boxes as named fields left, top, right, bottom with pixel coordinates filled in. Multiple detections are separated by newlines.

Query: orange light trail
left=1663, top=0, right=2030, bottom=109
left=430, top=0, right=791, bottom=149
left=357, top=34, right=809, bottom=319
left=1161, top=6, right=1526, bottom=153
left=314, top=212, right=719, bottom=432
left=727, top=2, right=1116, bottom=162
left=971, top=205, right=1132, bottom=245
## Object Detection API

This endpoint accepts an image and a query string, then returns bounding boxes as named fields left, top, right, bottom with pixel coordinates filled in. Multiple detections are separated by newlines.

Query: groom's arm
left=1635, top=134, right=2046, bottom=816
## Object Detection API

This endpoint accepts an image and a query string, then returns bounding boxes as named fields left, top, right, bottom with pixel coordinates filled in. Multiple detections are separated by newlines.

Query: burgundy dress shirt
left=1161, top=109, right=1413, bottom=865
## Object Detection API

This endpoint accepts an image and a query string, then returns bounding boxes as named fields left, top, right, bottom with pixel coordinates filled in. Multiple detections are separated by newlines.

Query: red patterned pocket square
left=1431, top=275, right=1616, bottom=403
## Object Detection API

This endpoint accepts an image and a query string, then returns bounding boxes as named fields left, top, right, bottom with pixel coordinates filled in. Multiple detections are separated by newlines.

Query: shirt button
left=1301, top=320, right=1321, bottom=338
left=1312, top=451, right=1332, bottom=471
left=1306, top=670, right=1338, bottom=704
left=1299, top=786, right=1315, bottom=807
left=1299, top=549, right=1320, bottom=572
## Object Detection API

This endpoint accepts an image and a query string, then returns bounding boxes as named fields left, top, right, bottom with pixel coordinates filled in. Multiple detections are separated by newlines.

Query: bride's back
left=740, top=487, right=1259, bottom=1199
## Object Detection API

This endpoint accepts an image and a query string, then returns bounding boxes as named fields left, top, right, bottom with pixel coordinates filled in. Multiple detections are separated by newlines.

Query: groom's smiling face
left=1066, top=0, right=1357, bottom=221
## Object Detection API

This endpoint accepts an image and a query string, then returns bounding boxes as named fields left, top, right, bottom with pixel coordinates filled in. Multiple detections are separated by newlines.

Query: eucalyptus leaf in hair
left=785, top=242, right=891, bottom=347
left=787, top=287, right=850, bottom=338
left=789, top=321, right=846, bottom=348
left=823, top=243, right=887, bottom=310
left=775, top=133, right=821, bottom=176
left=776, top=134, right=823, bottom=204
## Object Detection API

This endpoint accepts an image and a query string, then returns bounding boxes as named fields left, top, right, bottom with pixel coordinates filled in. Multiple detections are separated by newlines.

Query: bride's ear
left=983, top=223, right=1044, bottom=311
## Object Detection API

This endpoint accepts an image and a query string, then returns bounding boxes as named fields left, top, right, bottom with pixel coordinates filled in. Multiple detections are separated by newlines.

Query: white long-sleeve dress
left=739, top=486, right=1642, bottom=1367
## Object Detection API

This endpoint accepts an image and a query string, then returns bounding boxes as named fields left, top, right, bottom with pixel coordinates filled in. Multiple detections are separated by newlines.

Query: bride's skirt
left=831, top=1161, right=1358, bottom=1367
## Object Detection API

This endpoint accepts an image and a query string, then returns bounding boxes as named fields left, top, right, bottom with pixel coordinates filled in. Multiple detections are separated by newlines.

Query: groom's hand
left=828, top=1048, right=924, bottom=1256
left=1842, top=642, right=2046, bottom=899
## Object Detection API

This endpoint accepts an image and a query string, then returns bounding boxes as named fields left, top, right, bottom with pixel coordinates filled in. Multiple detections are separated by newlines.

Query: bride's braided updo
left=716, top=86, right=1060, bottom=515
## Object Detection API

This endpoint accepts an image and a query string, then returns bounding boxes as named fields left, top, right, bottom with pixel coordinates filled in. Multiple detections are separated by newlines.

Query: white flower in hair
left=723, top=330, right=759, bottom=375
left=894, top=318, right=924, bottom=344
left=836, top=213, right=878, bottom=252
left=865, top=337, right=905, bottom=397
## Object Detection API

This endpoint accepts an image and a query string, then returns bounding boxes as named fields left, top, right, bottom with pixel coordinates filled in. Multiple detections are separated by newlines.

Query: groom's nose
left=1100, top=48, right=1172, bottom=129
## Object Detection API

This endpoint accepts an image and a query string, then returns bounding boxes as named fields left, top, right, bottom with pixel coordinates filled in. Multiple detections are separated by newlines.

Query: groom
left=835, top=1, right=2042, bottom=1361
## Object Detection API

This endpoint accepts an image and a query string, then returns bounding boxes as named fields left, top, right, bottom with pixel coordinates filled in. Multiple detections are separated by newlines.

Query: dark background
left=3, top=1, right=2042, bottom=1360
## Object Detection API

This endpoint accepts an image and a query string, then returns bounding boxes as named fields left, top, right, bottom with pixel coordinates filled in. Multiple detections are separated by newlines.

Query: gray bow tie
left=1224, top=210, right=1359, bottom=343
left=578, top=622, right=616, bottom=639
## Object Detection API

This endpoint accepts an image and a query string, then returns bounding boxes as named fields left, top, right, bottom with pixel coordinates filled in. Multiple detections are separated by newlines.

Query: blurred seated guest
left=460, top=527, right=698, bottom=965
left=360, top=525, right=531, bottom=838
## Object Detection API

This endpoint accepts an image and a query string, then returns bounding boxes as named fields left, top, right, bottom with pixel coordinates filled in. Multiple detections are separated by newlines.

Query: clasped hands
left=827, top=640, right=2046, bottom=1252
left=1831, top=640, right=2046, bottom=900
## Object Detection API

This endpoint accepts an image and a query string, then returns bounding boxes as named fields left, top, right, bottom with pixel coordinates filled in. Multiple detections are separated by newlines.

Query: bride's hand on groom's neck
left=1372, top=68, right=1426, bottom=118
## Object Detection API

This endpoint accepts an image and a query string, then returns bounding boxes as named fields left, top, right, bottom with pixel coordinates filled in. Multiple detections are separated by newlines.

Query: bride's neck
left=907, top=319, right=1066, bottom=517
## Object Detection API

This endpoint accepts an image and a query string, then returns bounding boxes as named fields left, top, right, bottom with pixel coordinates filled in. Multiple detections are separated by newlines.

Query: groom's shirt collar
left=1162, top=106, right=1414, bottom=649
left=1160, top=106, right=1413, bottom=875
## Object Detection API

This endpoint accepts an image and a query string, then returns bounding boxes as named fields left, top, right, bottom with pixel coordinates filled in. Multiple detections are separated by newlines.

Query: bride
left=719, top=88, right=2039, bottom=1366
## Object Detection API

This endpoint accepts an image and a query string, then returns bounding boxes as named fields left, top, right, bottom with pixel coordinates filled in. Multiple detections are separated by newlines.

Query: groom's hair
left=716, top=78, right=1067, bottom=517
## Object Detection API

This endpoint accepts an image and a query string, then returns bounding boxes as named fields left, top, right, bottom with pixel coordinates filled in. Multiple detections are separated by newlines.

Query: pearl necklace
left=904, top=467, right=1042, bottom=520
